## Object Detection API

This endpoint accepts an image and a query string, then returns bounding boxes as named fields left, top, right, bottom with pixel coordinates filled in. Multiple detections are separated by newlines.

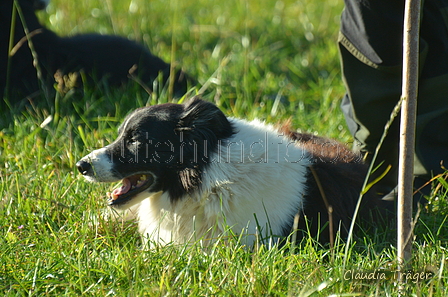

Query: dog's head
left=76, top=97, right=234, bottom=208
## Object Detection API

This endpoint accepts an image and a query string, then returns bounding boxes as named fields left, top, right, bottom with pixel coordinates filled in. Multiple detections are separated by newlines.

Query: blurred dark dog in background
left=0, top=0, right=194, bottom=107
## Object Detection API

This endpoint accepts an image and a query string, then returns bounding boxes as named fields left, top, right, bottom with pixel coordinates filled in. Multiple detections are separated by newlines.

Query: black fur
left=280, top=130, right=390, bottom=242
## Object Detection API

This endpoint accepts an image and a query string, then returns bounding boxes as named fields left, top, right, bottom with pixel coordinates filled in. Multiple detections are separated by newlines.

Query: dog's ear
left=177, top=97, right=234, bottom=142
left=171, top=97, right=233, bottom=196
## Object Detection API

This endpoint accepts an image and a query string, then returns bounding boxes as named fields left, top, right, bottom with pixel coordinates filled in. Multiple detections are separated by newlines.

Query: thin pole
left=397, top=0, right=421, bottom=276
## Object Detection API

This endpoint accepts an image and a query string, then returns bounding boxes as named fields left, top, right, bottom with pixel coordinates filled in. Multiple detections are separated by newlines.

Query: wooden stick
left=397, top=0, right=421, bottom=277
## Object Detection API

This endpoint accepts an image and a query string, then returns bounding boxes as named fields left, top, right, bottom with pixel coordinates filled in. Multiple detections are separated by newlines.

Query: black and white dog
left=76, top=98, right=386, bottom=246
left=1, top=0, right=193, bottom=106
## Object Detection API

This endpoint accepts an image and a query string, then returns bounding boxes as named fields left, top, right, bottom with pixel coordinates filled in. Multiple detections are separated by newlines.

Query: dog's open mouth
left=107, top=174, right=154, bottom=206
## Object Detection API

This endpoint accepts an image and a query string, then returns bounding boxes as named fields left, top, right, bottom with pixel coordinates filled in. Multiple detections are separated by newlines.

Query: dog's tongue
left=112, top=178, right=131, bottom=196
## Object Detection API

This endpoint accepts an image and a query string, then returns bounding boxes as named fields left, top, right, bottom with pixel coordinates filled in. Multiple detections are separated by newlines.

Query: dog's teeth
left=134, top=175, right=147, bottom=187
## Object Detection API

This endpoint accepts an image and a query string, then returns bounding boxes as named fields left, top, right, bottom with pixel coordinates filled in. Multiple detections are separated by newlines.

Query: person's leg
left=339, top=0, right=448, bottom=200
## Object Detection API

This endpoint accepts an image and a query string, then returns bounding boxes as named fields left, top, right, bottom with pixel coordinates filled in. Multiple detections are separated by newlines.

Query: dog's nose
left=76, top=160, right=92, bottom=175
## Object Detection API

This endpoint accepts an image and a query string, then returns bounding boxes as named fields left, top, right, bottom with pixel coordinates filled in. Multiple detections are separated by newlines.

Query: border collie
left=1, top=0, right=193, bottom=105
left=76, top=97, right=386, bottom=247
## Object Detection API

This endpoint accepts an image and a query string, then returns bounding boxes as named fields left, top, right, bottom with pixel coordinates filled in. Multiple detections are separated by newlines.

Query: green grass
left=1, top=0, right=447, bottom=295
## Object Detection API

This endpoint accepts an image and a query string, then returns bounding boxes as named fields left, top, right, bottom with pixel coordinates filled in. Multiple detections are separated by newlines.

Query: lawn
left=1, top=0, right=447, bottom=295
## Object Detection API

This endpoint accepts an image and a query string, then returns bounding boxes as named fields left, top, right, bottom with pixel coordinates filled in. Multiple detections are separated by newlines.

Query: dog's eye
left=126, top=137, right=139, bottom=145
